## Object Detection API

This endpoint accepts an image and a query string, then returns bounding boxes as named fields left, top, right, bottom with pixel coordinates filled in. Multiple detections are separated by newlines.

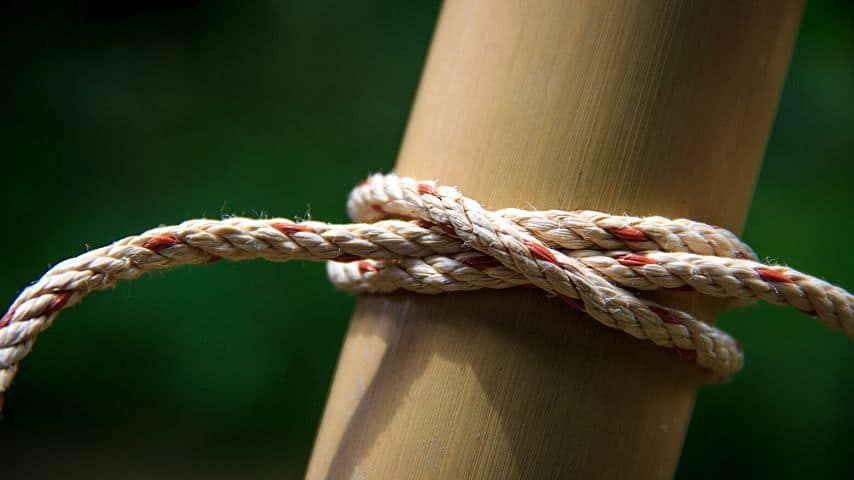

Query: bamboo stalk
left=307, top=1, right=803, bottom=478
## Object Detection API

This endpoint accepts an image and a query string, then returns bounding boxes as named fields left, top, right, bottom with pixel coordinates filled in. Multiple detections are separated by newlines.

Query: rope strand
left=1, top=173, right=851, bottom=404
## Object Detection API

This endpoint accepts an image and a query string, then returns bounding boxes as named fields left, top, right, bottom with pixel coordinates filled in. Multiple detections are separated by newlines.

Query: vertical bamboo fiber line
left=307, top=1, right=804, bottom=478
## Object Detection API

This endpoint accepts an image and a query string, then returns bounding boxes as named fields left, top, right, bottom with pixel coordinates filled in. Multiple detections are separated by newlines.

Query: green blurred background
left=1, top=1, right=851, bottom=478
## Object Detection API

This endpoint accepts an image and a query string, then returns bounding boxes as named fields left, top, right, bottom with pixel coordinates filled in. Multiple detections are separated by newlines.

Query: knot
left=0, top=174, right=852, bottom=404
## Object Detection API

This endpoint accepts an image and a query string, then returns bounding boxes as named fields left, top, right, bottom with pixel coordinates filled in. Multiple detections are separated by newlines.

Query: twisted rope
left=1, top=174, right=851, bottom=408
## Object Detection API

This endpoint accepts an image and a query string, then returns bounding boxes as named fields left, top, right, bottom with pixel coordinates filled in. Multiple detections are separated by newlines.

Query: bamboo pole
left=307, top=1, right=804, bottom=478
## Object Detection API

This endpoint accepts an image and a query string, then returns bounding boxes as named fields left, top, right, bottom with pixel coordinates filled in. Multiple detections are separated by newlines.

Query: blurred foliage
left=0, top=1, right=850, bottom=478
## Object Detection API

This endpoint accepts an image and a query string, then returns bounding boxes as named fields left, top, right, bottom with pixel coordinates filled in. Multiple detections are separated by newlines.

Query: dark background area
left=0, top=1, right=851, bottom=478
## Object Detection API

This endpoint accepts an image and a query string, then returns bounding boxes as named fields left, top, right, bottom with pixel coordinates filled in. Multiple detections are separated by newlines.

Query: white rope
left=1, top=173, right=851, bottom=407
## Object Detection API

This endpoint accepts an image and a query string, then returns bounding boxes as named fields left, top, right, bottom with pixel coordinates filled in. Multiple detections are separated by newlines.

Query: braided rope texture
left=1, top=174, right=852, bottom=407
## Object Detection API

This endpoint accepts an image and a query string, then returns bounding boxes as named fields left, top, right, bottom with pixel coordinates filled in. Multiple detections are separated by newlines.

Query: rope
left=1, top=173, right=851, bottom=408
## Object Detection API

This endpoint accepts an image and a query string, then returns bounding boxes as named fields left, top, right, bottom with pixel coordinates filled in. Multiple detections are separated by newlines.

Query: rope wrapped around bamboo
left=1, top=173, right=851, bottom=410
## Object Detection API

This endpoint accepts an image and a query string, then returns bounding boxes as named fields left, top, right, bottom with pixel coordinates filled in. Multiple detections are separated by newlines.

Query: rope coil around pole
left=1, top=173, right=851, bottom=410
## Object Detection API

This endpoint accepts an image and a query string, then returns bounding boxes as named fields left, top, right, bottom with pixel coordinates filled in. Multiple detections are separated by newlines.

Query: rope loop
left=1, top=173, right=851, bottom=408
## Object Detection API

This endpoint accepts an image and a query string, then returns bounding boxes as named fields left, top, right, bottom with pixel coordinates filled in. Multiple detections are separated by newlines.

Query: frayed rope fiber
left=1, top=173, right=852, bottom=409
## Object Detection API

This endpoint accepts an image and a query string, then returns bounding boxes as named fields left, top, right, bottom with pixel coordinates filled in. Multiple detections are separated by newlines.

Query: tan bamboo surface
left=307, top=1, right=804, bottom=478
